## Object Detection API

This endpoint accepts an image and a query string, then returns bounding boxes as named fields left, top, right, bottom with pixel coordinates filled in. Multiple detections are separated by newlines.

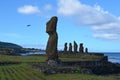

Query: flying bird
left=27, top=25, right=31, bottom=27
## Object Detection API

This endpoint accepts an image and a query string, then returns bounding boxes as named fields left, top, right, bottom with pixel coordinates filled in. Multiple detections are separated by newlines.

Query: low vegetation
left=0, top=64, right=119, bottom=80
left=0, top=41, right=43, bottom=55
left=59, top=53, right=104, bottom=61
left=0, top=54, right=104, bottom=63
left=0, top=55, right=46, bottom=63
left=0, top=41, right=22, bottom=49
left=0, top=54, right=119, bottom=80
left=0, top=64, right=45, bottom=80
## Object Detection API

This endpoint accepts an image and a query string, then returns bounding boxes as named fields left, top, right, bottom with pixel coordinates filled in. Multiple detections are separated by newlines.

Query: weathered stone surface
left=64, top=43, right=67, bottom=54
left=69, top=43, right=72, bottom=53
left=47, top=60, right=58, bottom=66
left=85, top=48, right=88, bottom=53
left=46, top=16, right=58, bottom=61
left=79, top=43, right=84, bottom=53
left=31, top=59, right=120, bottom=75
left=74, top=41, right=78, bottom=54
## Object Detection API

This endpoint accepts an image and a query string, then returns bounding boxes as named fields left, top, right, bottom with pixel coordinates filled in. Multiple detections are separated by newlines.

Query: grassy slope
left=0, top=41, right=22, bottom=48
left=0, top=54, right=103, bottom=63
left=46, top=73, right=117, bottom=80
left=0, top=64, right=118, bottom=80
left=0, top=55, right=46, bottom=63
left=0, top=55, right=119, bottom=80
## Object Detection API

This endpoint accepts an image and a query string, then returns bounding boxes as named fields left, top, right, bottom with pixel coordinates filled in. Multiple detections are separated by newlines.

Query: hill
left=0, top=41, right=22, bottom=49
left=0, top=41, right=23, bottom=55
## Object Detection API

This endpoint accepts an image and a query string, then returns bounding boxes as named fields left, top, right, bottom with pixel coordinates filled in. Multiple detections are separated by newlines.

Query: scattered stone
left=47, top=60, right=58, bottom=66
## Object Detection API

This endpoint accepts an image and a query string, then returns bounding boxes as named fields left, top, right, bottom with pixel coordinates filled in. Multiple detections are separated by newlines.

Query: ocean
left=104, top=53, right=120, bottom=63
left=21, top=52, right=120, bottom=64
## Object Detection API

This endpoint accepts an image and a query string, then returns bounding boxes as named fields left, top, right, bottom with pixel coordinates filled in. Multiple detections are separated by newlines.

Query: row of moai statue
left=64, top=41, right=88, bottom=54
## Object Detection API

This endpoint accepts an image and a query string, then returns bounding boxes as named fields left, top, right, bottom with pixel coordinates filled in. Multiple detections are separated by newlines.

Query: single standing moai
left=46, top=16, right=59, bottom=62
left=64, top=43, right=67, bottom=54
left=85, top=48, right=88, bottom=53
left=69, top=43, right=72, bottom=53
left=79, top=43, right=84, bottom=53
left=74, top=41, right=78, bottom=54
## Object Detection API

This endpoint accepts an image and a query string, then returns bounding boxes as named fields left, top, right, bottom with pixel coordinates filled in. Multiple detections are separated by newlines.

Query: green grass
left=0, top=64, right=45, bottom=80
left=59, top=54, right=104, bottom=61
left=0, top=55, right=119, bottom=80
left=46, top=73, right=117, bottom=80
left=0, top=64, right=118, bottom=80
left=0, top=54, right=103, bottom=63
left=0, top=55, right=46, bottom=63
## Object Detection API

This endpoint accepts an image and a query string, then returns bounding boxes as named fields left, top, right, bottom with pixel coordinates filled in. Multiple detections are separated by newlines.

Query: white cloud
left=92, top=22, right=120, bottom=31
left=44, top=4, right=52, bottom=11
left=93, top=33, right=120, bottom=40
left=92, top=22, right=120, bottom=40
left=58, top=0, right=82, bottom=16
left=57, top=0, right=117, bottom=25
left=18, top=5, right=40, bottom=14
left=57, top=0, right=120, bottom=41
left=1, top=33, right=22, bottom=38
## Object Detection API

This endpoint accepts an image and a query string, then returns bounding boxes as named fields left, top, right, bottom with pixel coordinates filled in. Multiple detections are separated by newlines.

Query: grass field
left=0, top=55, right=119, bottom=80
left=0, top=54, right=103, bottom=63
left=0, top=64, right=119, bottom=80
left=0, top=64, right=45, bottom=80
left=0, top=55, right=46, bottom=63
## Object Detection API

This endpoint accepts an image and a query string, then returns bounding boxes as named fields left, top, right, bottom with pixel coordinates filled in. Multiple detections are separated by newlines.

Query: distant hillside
left=0, top=41, right=22, bottom=49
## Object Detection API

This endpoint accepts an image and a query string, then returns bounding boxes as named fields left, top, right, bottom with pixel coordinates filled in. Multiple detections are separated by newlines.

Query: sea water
left=104, top=53, right=120, bottom=63
left=21, top=51, right=46, bottom=56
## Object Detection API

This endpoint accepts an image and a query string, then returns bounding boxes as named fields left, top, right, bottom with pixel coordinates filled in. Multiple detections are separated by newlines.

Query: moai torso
left=79, top=43, right=84, bottom=53
left=74, top=41, right=78, bottom=54
left=46, top=16, right=58, bottom=60
left=69, top=43, right=72, bottom=53
left=64, top=43, right=67, bottom=54
left=85, top=48, right=88, bottom=53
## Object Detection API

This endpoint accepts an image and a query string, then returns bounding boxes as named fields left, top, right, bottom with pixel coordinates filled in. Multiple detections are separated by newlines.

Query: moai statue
left=74, top=41, right=78, bottom=54
left=46, top=16, right=59, bottom=62
left=85, top=48, right=88, bottom=53
left=69, top=43, right=72, bottom=53
left=79, top=43, right=84, bottom=53
left=64, top=43, right=67, bottom=54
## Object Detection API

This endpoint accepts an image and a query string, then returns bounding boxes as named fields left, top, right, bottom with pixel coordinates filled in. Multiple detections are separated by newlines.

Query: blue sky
left=0, top=0, right=120, bottom=52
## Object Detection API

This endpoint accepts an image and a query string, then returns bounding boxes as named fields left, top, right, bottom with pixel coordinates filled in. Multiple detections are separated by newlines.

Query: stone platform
left=30, top=61, right=120, bottom=75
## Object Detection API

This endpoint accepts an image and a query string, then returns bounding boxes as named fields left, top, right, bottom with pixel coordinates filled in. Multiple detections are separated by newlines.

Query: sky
left=0, top=0, right=120, bottom=52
